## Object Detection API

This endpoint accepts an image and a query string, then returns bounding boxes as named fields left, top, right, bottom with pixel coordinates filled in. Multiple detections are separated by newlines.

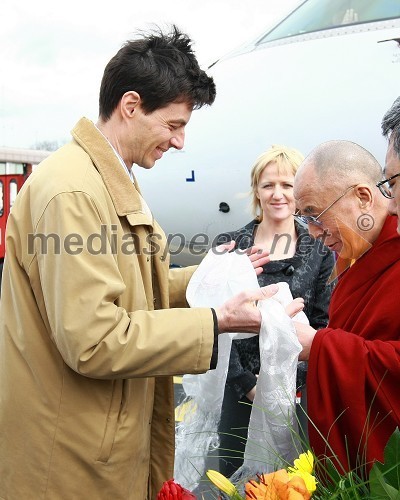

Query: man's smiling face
left=128, top=100, right=192, bottom=169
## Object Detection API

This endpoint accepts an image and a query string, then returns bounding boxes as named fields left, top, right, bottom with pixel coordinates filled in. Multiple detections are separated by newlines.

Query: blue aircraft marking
left=186, top=170, right=195, bottom=182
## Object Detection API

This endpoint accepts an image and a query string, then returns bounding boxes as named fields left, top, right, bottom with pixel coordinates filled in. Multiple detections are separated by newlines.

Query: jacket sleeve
left=226, top=340, right=257, bottom=400
left=168, top=265, right=197, bottom=308
left=308, top=248, right=335, bottom=329
left=30, top=192, right=214, bottom=379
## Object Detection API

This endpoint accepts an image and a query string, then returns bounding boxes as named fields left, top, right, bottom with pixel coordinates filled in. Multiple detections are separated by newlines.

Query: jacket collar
left=71, top=117, right=153, bottom=227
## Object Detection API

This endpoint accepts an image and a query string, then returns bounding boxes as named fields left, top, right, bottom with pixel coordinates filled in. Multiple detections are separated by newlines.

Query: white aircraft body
left=135, top=0, right=400, bottom=266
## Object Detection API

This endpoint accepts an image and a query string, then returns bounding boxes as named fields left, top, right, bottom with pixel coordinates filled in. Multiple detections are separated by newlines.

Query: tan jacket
left=0, top=118, right=214, bottom=499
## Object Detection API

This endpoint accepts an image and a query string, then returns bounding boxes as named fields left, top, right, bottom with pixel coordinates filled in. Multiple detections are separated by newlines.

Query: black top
left=217, top=219, right=335, bottom=399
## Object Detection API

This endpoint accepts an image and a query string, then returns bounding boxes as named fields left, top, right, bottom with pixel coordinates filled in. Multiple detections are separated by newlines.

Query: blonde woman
left=216, top=145, right=335, bottom=477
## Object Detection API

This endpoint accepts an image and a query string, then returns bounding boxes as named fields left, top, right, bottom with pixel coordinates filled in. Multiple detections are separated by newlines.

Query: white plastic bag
left=174, top=249, right=306, bottom=490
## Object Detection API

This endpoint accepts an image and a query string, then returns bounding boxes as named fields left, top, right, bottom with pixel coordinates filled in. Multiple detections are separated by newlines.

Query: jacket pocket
left=97, top=380, right=122, bottom=463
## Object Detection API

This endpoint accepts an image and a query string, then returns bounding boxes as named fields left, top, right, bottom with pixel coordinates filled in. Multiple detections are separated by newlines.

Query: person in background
left=0, top=26, right=285, bottom=500
left=293, top=139, right=400, bottom=473
left=381, top=96, right=400, bottom=233
left=216, top=145, right=335, bottom=477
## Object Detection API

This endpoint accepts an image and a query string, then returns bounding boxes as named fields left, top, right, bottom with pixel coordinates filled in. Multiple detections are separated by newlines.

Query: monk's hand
left=246, top=245, right=270, bottom=275
left=293, top=321, right=317, bottom=361
left=215, top=284, right=279, bottom=334
left=285, top=297, right=305, bottom=318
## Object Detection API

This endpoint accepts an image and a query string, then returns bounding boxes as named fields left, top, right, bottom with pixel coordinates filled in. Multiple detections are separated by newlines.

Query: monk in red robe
left=293, top=139, right=400, bottom=474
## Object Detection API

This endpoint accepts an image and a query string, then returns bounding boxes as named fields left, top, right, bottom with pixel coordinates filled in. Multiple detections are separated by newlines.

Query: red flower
left=157, top=479, right=196, bottom=499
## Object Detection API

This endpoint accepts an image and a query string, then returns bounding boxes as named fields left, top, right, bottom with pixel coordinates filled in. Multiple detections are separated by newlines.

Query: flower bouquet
left=204, top=428, right=400, bottom=499
left=206, top=450, right=316, bottom=500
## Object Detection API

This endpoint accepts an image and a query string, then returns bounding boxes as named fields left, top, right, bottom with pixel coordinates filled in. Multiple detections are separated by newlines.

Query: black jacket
left=217, top=219, right=335, bottom=399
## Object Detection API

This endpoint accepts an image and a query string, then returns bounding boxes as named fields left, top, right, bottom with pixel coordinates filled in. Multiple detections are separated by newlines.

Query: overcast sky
left=1, top=0, right=300, bottom=149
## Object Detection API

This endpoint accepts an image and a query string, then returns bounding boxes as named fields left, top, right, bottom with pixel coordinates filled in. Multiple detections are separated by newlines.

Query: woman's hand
left=216, top=241, right=270, bottom=276
left=246, top=374, right=259, bottom=402
left=246, top=386, right=257, bottom=402
left=246, top=245, right=270, bottom=275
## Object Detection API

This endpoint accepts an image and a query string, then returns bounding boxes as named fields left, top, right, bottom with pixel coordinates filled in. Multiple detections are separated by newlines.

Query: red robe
left=308, top=215, right=400, bottom=473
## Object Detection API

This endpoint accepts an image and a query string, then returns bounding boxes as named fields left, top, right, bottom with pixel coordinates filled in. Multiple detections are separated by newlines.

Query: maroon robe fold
left=308, top=215, right=400, bottom=473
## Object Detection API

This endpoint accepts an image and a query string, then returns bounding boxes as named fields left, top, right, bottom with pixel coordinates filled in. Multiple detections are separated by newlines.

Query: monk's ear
left=120, top=91, right=141, bottom=119
left=355, top=184, right=373, bottom=211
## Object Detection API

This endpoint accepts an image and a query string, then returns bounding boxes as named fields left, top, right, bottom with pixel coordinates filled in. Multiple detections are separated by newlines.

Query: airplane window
left=259, top=0, right=400, bottom=44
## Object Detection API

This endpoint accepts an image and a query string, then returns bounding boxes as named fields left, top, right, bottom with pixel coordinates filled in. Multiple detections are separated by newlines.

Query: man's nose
left=307, top=222, right=325, bottom=240
left=388, top=198, right=397, bottom=216
left=170, top=130, right=185, bottom=150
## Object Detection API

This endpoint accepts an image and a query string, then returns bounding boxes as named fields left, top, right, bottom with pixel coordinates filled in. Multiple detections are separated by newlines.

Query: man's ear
left=120, top=91, right=141, bottom=118
left=355, top=184, right=373, bottom=211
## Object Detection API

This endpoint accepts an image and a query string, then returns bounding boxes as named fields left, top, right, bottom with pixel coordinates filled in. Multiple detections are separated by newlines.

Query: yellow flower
left=288, top=451, right=314, bottom=475
left=287, top=471, right=317, bottom=494
left=287, top=451, right=317, bottom=494
left=206, top=469, right=239, bottom=497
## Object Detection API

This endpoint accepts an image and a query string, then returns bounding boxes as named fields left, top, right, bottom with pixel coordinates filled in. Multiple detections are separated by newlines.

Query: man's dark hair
left=99, top=25, right=216, bottom=120
left=382, top=96, right=400, bottom=157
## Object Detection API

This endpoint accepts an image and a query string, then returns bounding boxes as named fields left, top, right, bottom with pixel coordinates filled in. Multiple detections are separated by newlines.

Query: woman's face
left=256, top=162, right=296, bottom=223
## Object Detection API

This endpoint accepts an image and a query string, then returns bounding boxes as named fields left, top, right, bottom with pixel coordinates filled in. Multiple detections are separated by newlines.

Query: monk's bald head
left=294, top=140, right=389, bottom=258
left=296, top=140, right=382, bottom=193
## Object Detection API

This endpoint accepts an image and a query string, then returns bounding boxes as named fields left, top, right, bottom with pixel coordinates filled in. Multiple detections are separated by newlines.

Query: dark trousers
left=218, top=385, right=252, bottom=478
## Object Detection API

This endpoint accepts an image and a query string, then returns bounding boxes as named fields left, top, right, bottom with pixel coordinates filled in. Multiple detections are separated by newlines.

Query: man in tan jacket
left=0, top=27, right=286, bottom=499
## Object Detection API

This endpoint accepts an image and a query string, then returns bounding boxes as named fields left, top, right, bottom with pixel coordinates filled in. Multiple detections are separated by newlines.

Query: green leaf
left=370, top=428, right=400, bottom=492
left=369, top=465, right=400, bottom=500
left=323, top=457, right=344, bottom=488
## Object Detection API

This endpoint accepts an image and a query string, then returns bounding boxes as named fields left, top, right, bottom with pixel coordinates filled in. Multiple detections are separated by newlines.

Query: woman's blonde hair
left=250, top=144, right=304, bottom=219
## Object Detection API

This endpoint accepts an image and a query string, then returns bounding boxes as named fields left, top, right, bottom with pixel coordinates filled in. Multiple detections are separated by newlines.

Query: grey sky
left=1, top=0, right=299, bottom=149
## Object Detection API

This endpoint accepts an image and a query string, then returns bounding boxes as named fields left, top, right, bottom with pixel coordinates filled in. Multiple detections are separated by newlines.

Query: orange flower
left=245, top=469, right=311, bottom=500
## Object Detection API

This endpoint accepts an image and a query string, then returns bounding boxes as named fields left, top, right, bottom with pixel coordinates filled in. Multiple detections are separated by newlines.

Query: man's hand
left=286, top=297, right=305, bottom=318
left=293, top=321, right=317, bottom=361
left=215, top=284, right=279, bottom=333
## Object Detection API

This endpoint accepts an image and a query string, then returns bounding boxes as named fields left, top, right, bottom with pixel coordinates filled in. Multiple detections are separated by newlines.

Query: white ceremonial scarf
left=174, top=249, right=308, bottom=491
